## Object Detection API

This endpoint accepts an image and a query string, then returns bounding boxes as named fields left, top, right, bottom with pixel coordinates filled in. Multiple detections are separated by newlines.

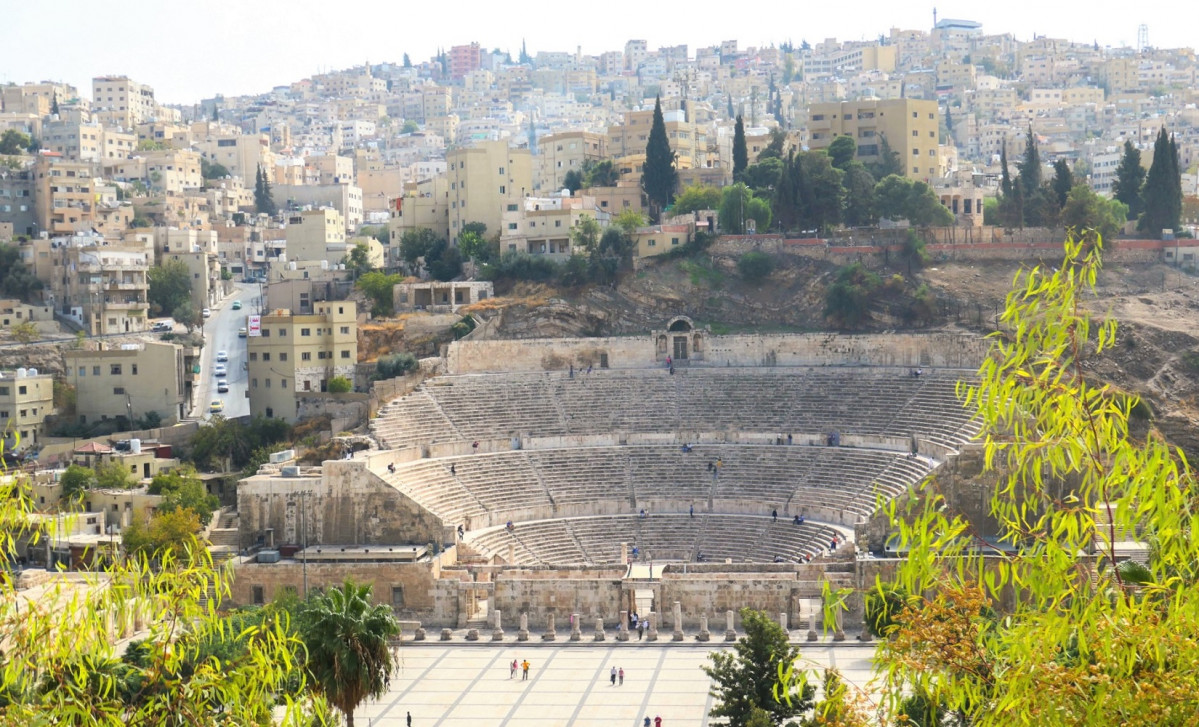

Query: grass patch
left=679, top=257, right=724, bottom=288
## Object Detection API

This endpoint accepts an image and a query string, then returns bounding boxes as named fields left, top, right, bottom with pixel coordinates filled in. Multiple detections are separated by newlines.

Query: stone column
left=806, top=612, right=818, bottom=642
left=594, top=617, right=605, bottom=641
left=672, top=601, right=684, bottom=641
left=832, top=606, right=845, bottom=642
left=491, top=609, right=504, bottom=641
left=724, top=609, right=737, bottom=641
left=570, top=613, right=581, bottom=641
left=857, top=615, right=873, bottom=642
left=617, top=609, right=630, bottom=641
left=518, top=612, right=529, bottom=642
left=542, top=613, right=556, bottom=641
left=507, top=543, right=515, bottom=563
left=697, top=614, right=711, bottom=642
left=779, top=611, right=788, bottom=636
left=646, top=611, right=659, bottom=641
left=621, top=542, right=628, bottom=564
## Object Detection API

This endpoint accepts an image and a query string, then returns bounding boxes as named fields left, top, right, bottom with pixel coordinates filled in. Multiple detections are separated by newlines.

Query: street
left=193, top=282, right=254, bottom=420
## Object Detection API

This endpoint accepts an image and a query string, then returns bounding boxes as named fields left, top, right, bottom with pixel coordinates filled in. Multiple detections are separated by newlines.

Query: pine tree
left=51, top=94, right=59, bottom=116
left=871, top=133, right=903, bottom=179
left=1051, top=159, right=1073, bottom=208
left=1000, top=143, right=1013, bottom=197
left=641, top=96, right=678, bottom=222
left=727, top=95, right=735, bottom=119
left=772, top=152, right=797, bottom=232
left=1139, top=126, right=1182, bottom=235
left=211, top=103, right=219, bottom=122
left=254, top=164, right=276, bottom=217
left=732, top=116, right=748, bottom=182
left=520, top=40, right=530, bottom=65
left=403, top=53, right=411, bottom=68
left=1018, top=125, right=1042, bottom=197
left=1112, top=140, right=1146, bottom=220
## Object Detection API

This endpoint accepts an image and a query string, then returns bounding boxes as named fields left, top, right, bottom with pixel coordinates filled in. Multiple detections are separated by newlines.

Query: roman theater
left=235, top=320, right=990, bottom=638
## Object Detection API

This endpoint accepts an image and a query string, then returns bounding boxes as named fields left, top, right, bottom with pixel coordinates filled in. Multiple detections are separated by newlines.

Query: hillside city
left=2, top=15, right=1199, bottom=726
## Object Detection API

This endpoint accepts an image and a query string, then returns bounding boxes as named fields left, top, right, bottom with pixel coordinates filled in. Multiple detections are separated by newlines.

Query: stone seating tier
left=370, top=367, right=980, bottom=452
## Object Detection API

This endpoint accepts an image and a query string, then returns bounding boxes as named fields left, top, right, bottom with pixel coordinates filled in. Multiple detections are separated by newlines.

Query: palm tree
left=300, top=580, right=400, bottom=727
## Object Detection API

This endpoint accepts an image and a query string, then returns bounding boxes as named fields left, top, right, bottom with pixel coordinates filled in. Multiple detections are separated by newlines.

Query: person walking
left=689, top=504, right=694, bottom=518
left=637, top=619, right=644, bottom=640
left=772, top=508, right=778, bottom=522
left=643, top=718, right=651, bottom=727
left=618, top=667, right=624, bottom=685
left=655, top=716, right=662, bottom=727
left=407, top=711, right=412, bottom=727
left=521, top=659, right=530, bottom=680
left=510, top=658, right=517, bottom=679
left=610, top=666, right=617, bottom=685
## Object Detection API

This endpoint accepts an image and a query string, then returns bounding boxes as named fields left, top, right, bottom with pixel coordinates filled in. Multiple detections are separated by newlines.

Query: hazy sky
left=2, top=0, right=1188, bottom=105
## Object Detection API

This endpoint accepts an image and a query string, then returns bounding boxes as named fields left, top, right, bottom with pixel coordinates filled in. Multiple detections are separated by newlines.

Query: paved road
left=193, top=283, right=255, bottom=420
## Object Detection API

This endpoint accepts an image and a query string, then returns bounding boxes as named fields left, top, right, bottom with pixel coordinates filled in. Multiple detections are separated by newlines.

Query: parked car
left=214, top=363, right=227, bottom=377
left=202, top=308, right=211, bottom=318
left=238, top=327, right=248, bottom=338
left=209, top=400, right=224, bottom=412
left=217, top=379, right=229, bottom=393
left=232, top=300, right=242, bottom=310
left=216, top=350, right=228, bottom=362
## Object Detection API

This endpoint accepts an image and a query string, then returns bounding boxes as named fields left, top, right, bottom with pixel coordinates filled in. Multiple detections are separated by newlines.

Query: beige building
left=388, top=176, right=450, bottom=253
left=49, top=233, right=150, bottom=335
left=91, top=76, right=175, bottom=129
left=499, top=196, right=610, bottom=259
left=607, top=108, right=702, bottom=170
left=285, top=208, right=346, bottom=264
left=807, top=98, right=940, bottom=181
left=307, top=155, right=354, bottom=185
left=273, top=184, right=363, bottom=232
left=195, top=133, right=276, bottom=186
left=0, top=369, right=54, bottom=451
left=445, top=140, right=533, bottom=243
left=65, top=341, right=187, bottom=427
left=535, top=131, right=607, bottom=192
left=247, top=301, right=358, bottom=422
left=34, top=153, right=95, bottom=236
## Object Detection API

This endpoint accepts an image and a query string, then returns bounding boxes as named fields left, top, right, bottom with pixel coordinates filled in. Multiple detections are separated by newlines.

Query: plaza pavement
left=357, top=639, right=878, bottom=726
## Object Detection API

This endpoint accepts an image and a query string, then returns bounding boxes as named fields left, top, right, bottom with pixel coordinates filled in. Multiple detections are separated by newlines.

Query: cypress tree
left=1051, top=159, right=1073, bottom=208
left=1112, top=140, right=1145, bottom=220
left=1018, top=125, right=1042, bottom=197
left=732, top=116, right=748, bottom=182
left=773, top=153, right=796, bottom=232
left=1000, top=143, right=1013, bottom=197
left=1139, top=127, right=1181, bottom=235
left=641, top=96, right=678, bottom=222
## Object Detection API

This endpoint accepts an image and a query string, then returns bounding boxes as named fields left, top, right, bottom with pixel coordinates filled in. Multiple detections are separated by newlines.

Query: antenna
left=933, top=7, right=938, bottom=28
left=1137, top=24, right=1149, bottom=52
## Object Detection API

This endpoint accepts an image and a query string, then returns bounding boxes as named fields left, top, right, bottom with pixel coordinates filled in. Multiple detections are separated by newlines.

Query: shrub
left=327, top=376, right=352, bottom=394
left=376, top=353, right=418, bottom=379
left=736, top=252, right=774, bottom=281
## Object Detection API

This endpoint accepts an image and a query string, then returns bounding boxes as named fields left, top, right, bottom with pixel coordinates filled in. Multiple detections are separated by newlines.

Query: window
left=0, top=387, right=6, bottom=395
left=279, top=353, right=287, bottom=361
left=252, top=586, right=264, bottom=605
left=300, top=328, right=311, bottom=336
left=252, top=378, right=258, bottom=388
left=261, top=329, right=270, bottom=337
left=341, top=350, right=350, bottom=359
left=391, top=586, right=404, bottom=608
left=811, top=114, right=825, bottom=121
left=281, top=379, right=287, bottom=389
left=912, top=130, right=918, bottom=137
left=929, top=131, right=935, bottom=138
left=912, top=111, right=918, bottom=118
left=302, top=352, right=311, bottom=361
left=265, top=379, right=271, bottom=388
left=131, top=364, right=138, bottom=375
left=262, top=353, right=271, bottom=361
left=929, top=150, right=936, bottom=157
left=912, top=166, right=919, bottom=174
left=340, top=326, right=350, bottom=334
left=506, top=203, right=518, bottom=211
left=499, top=185, right=506, bottom=194
left=93, top=366, right=100, bottom=376
left=110, top=364, right=122, bottom=375
left=912, top=148, right=919, bottom=156
left=249, top=353, right=257, bottom=361
left=113, top=387, right=124, bottom=395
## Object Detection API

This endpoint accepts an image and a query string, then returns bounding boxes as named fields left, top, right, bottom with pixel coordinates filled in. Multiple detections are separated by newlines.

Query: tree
left=824, top=263, right=881, bottom=328
left=95, top=460, right=136, bottom=489
left=150, top=466, right=219, bottom=526
left=801, top=152, right=844, bottom=232
left=641, top=96, right=678, bottom=221
left=457, top=229, right=492, bottom=263
left=562, top=169, right=584, bottom=193
left=342, top=241, right=374, bottom=278
left=375, top=352, right=418, bottom=379
left=841, top=162, right=877, bottom=227
left=172, top=301, right=197, bottom=333
left=10, top=321, right=37, bottom=344
left=859, top=234, right=1199, bottom=724
left=742, top=157, right=784, bottom=197
left=868, top=133, right=903, bottom=179
left=999, top=142, right=1013, bottom=197
left=719, top=184, right=772, bottom=234
left=673, top=184, right=722, bottom=216
left=0, top=472, right=319, bottom=724
left=613, top=209, right=646, bottom=233
left=827, top=135, right=857, bottom=171
left=0, top=243, right=42, bottom=299
left=737, top=252, right=774, bottom=282
left=703, top=608, right=814, bottom=726
left=398, top=228, right=441, bottom=270
left=122, top=507, right=203, bottom=558
left=899, top=229, right=929, bottom=274
left=403, top=52, right=411, bottom=67
left=59, top=464, right=95, bottom=502
left=254, top=164, right=277, bottom=216
left=570, top=215, right=602, bottom=253
left=356, top=271, right=402, bottom=318
left=400, top=119, right=419, bottom=134
left=758, top=127, right=787, bottom=161
left=327, top=376, right=352, bottom=394
left=188, top=415, right=291, bottom=472
left=733, top=116, right=749, bottom=181
left=1051, top=159, right=1073, bottom=208
left=582, top=159, right=619, bottom=188
left=1112, top=141, right=1146, bottom=221
left=1018, top=125, right=1042, bottom=197
left=0, top=129, right=32, bottom=155
left=1138, top=126, right=1182, bottom=236
left=299, top=580, right=400, bottom=727
left=200, top=158, right=228, bottom=180
left=1061, top=183, right=1127, bottom=242
left=424, top=241, right=462, bottom=281
left=147, top=259, right=192, bottom=317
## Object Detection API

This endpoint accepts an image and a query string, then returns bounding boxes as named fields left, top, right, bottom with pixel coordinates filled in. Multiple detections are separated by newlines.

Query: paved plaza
left=358, top=641, right=877, bottom=726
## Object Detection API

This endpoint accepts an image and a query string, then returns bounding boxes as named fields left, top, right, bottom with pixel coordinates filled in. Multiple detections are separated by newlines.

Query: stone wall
left=237, top=462, right=453, bottom=549
left=492, top=571, right=624, bottom=629
left=230, top=559, right=442, bottom=618
left=447, top=332, right=990, bottom=375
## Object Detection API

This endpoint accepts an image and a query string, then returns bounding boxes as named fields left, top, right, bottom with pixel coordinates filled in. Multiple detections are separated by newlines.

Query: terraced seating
left=466, top=514, right=839, bottom=566
left=371, top=367, right=979, bottom=452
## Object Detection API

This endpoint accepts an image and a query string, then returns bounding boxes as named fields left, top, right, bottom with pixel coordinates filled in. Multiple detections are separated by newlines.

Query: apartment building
left=105, top=149, right=202, bottom=194
left=65, top=341, right=187, bottom=427
left=607, top=108, right=702, bottom=170
left=307, top=154, right=354, bottom=185
left=273, top=184, right=363, bottom=232
left=499, top=196, right=610, bottom=259
left=0, top=168, right=36, bottom=237
left=48, top=232, right=150, bottom=335
left=285, top=208, right=346, bottom=264
left=807, top=99, right=940, bottom=180
left=34, top=153, right=95, bottom=236
left=0, top=369, right=55, bottom=451
left=449, top=43, right=483, bottom=79
left=535, top=131, right=607, bottom=192
left=445, top=140, right=533, bottom=242
left=247, top=301, right=357, bottom=422
left=195, top=133, right=275, bottom=185
left=91, top=76, right=175, bottom=128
